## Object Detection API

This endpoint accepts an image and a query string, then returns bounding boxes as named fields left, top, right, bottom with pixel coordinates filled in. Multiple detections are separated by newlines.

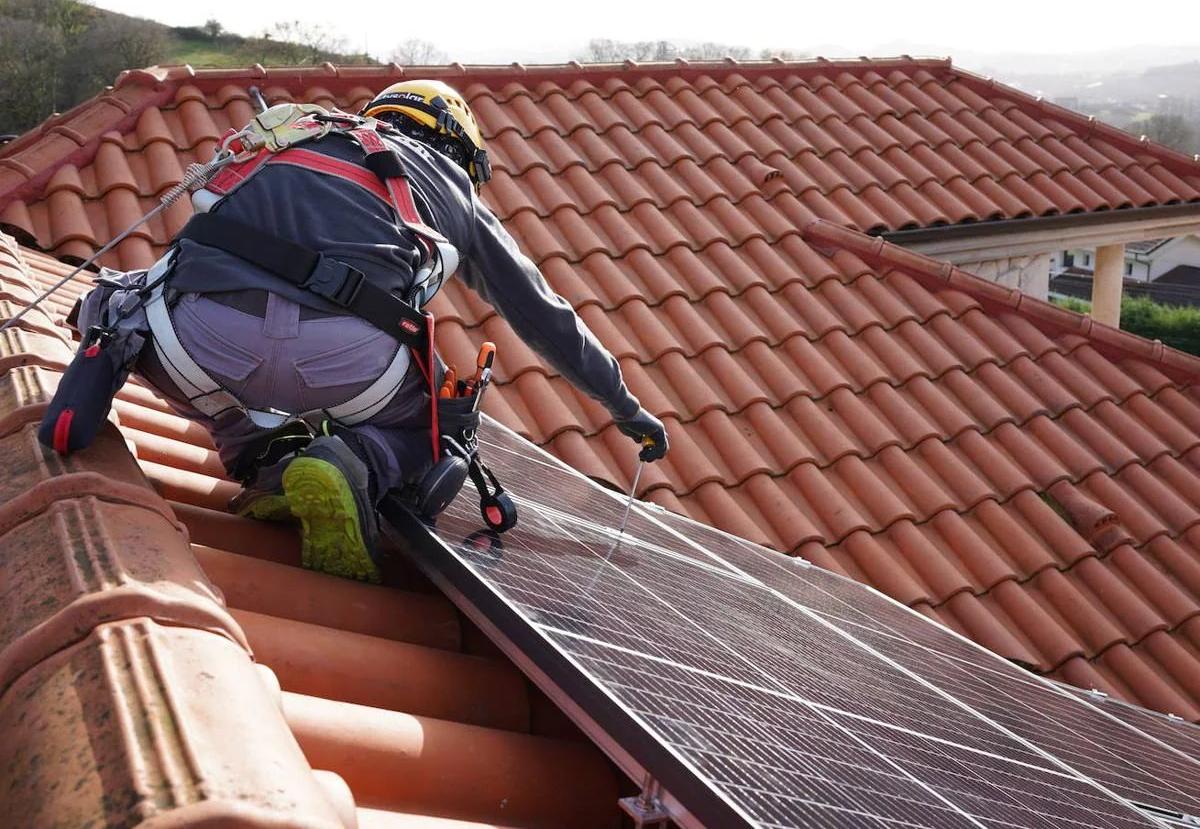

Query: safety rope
left=0, top=148, right=242, bottom=336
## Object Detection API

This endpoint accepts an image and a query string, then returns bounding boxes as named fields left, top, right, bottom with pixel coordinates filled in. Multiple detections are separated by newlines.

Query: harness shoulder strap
left=346, top=127, right=459, bottom=307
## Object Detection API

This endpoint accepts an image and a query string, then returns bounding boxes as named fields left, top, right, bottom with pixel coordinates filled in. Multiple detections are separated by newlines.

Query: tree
left=0, top=17, right=65, bottom=135
left=60, top=14, right=169, bottom=105
left=0, top=0, right=91, bottom=38
left=389, top=38, right=448, bottom=65
left=1135, top=113, right=1196, bottom=153
left=759, top=48, right=808, bottom=61
left=202, top=18, right=222, bottom=40
left=240, top=20, right=348, bottom=66
left=679, top=42, right=752, bottom=61
left=582, top=39, right=678, bottom=62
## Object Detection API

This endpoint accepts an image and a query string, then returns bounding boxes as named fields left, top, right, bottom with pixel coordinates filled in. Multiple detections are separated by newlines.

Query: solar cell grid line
left=1059, top=684, right=1200, bottom=760
left=635, top=501, right=1200, bottom=821
left=563, top=642, right=991, bottom=828
left=832, top=620, right=1200, bottom=820
left=384, top=418, right=1163, bottom=828
left=815, top=711, right=1156, bottom=829
left=453, top=499, right=1046, bottom=825
left=499, top=495, right=1057, bottom=767
left=717, top=543, right=1200, bottom=818
left=436, top=503, right=1154, bottom=829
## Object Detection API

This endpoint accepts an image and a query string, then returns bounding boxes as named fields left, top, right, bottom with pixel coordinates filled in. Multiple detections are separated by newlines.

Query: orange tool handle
left=439, top=366, right=457, bottom=398
left=464, top=342, right=496, bottom=396
left=476, top=342, right=496, bottom=374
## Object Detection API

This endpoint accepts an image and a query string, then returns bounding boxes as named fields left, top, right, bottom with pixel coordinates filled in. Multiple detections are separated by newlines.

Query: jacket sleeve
left=456, top=196, right=640, bottom=420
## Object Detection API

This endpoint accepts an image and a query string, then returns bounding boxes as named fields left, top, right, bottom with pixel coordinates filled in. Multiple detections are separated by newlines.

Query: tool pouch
left=408, top=392, right=517, bottom=531
left=38, top=327, right=131, bottom=453
left=410, top=394, right=480, bottom=517
left=38, top=269, right=152, bottom=455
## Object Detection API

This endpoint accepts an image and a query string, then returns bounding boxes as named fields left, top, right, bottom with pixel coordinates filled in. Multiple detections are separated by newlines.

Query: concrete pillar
left=1092, top=243, right=1125, bottom=327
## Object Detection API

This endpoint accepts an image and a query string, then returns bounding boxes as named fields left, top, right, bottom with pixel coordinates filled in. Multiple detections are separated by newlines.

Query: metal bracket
left=619, top=774, right=672, bottom=827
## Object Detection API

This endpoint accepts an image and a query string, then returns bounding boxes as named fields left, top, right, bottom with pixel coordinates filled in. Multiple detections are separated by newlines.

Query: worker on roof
left=60, top=79, right=667, bottom=583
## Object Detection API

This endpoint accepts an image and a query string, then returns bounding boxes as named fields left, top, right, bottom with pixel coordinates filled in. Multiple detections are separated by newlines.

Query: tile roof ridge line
left=801, top=219, right=1200, bottom=383
left=0, top=76, right=180, bottom=213
left=148, top=55, right=952, bottom=86
left=946, top=65, right=1200, bottom=176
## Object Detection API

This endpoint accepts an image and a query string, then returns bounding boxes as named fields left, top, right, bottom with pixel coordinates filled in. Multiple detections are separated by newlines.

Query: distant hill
left=0, top=2, right=377, bottom=139
left=165, top=21, right=377, bottom=69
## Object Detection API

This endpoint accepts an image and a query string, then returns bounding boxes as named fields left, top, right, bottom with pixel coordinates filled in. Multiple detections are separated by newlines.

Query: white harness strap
left=326, top=344, right=412, bottom=424
left=143, top=253, right=413, bottom=428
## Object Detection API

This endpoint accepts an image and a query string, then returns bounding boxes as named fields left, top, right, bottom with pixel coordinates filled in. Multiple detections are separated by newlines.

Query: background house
left=1053, top=233, right=1200, bottom=282
left=1049, top=234, right=1200, bottom=307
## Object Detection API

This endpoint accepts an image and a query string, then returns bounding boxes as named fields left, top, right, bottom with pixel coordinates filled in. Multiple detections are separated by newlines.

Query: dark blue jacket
left=168, top=128, right=640, bottom=419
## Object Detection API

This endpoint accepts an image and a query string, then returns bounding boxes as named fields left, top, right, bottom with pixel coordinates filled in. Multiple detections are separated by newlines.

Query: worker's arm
left=458, top=196, right=667, bottom=460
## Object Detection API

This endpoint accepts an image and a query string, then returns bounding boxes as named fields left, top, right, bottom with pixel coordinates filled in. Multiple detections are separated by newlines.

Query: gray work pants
left=136, top=291, right=434, bottom=495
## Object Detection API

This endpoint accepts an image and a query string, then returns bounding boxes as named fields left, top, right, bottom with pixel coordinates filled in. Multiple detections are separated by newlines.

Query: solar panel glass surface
left=382, top=421, right=1178, bottom=829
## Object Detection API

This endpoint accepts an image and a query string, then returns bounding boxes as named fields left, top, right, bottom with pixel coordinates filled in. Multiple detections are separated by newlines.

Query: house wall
left=960, top=253, right=1051, bottom=299
left=1051, top=235, right=1200, bottom=282
left=1128, top=257, right=1152, bottom=280
left=1149, top=235, right=1200, bottom=280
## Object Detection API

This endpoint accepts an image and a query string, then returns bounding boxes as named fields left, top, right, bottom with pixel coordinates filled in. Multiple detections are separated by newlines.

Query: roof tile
left=0, top=619, right=348, bottom=829
left=3, top=61, right=1200, bottom=822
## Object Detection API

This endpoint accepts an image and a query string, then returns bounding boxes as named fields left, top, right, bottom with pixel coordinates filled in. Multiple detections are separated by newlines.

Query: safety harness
left=140, top=103, right=515, bottom=530
left=149, top=108, right=451, bottom=442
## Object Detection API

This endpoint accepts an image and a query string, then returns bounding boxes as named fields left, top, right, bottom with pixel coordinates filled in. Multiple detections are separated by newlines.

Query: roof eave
left=884, top=203, right=1200, bottom=265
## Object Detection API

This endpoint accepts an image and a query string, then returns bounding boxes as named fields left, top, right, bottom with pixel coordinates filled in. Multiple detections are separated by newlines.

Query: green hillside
left=165, top=21, right=377, bottom=69
left=0, top=1, right=376, bottom=138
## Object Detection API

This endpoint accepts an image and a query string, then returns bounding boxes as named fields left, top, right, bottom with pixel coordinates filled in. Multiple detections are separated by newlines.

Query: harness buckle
left=304, top=256, right=366, bottom=308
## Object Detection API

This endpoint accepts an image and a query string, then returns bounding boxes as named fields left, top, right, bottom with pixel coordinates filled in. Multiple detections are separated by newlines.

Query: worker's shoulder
left=382, top=133, right=472, bottom=188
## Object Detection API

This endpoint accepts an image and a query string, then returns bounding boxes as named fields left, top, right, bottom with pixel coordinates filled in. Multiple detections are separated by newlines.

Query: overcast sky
left=93, top=0, right=1200, bottom=67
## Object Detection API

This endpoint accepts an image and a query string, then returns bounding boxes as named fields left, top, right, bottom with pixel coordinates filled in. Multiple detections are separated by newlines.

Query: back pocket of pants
left=294, top=330, right=399, bottom=390
left=174, top=296, right=264, bottom=383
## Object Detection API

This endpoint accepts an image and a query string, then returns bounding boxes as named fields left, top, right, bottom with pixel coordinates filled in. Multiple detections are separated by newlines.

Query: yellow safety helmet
left=362, top=80, right=491, bottom=188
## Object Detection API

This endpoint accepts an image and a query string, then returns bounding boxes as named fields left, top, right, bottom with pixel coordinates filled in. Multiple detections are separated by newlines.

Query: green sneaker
left=281, top=435, right=381, bottom=583
left=230, top=459, right=293, bottom=521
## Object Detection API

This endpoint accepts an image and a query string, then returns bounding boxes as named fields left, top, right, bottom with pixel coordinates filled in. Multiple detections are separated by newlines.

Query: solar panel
left=641, top=505, right=1200, bottom=819
left=381, top=419, right=1190, bottom=828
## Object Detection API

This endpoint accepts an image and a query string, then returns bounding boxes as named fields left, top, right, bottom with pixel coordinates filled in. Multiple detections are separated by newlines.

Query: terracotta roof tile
left=4, top=59, right=1200, bottom=265
left=0, top=233, right=623, bottom=825
left=6, top=56, right=1200, bottom=824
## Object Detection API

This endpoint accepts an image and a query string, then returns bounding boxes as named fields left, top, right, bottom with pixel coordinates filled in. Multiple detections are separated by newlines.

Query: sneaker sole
left=282, top=456, right=381, bottom=584
left=233, top=494, right=293, bottom=522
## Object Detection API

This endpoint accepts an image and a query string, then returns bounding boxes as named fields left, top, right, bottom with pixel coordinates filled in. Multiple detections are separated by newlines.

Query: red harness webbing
left=269, top=148, right=393, bottom=204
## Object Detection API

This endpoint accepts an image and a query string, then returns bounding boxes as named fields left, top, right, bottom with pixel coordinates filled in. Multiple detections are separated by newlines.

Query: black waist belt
left=176, top=212, right=428, bottom=351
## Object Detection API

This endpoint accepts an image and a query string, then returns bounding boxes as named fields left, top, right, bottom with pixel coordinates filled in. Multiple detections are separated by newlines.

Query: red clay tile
left=193, top=545, right=459, bottom=649
left=284, top=692, right=619, bottom=827
left=5, top=59, right=1200, bottom=827
left=0, top=619, right=346, bottom=829
left=233, top=608, right=531, bottom=730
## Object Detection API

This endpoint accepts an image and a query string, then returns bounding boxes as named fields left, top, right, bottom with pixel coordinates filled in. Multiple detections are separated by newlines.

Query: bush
left=1052, top=296, right=1091, bottom=314
left=1119, top=296, right=1200, bottom=356
left=1053, top=294, right=1200, bottom=356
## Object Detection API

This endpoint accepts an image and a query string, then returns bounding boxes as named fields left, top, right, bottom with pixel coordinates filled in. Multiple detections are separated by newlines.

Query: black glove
left=616, top=408, right=669, bottom=462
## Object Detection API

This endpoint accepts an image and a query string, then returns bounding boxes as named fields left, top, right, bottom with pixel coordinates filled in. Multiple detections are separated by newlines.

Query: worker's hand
left=616, top=408, right=669, bottom=462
